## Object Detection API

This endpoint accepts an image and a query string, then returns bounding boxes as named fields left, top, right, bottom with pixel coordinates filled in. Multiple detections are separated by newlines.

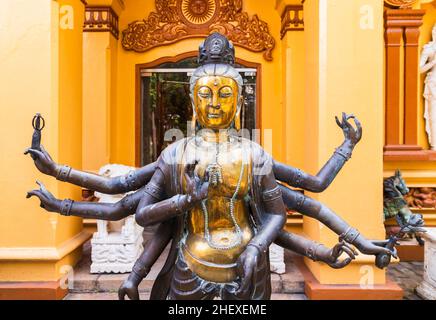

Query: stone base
left=90, top=226, right=143, bottom=274
left=416, top=228, right=436, bottom=300
left=90, top=263, right=135, bottom=274
left=416, top=281, right=436, bottom=300
left=294, top=258, right=404, bottom=300
left=0, top=281, right=68, bottom=300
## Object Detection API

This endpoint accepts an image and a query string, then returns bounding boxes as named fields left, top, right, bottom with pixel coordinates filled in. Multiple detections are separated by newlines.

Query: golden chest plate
left=179, top=137, right=254, bottom=283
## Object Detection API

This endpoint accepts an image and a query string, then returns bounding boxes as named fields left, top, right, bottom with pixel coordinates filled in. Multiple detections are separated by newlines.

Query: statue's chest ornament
left=200, top=143, right=246, bottom=250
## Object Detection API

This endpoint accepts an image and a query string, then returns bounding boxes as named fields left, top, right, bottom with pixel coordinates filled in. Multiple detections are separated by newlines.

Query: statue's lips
left=206, top=107, right=223, bottom=119
left=207, top=113, right=222, bottom=119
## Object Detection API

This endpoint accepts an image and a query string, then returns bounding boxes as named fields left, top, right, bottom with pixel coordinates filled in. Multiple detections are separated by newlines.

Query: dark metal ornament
left=31, top=113, right=45, bottom=159
left=198, top=32, right=235, bottom=66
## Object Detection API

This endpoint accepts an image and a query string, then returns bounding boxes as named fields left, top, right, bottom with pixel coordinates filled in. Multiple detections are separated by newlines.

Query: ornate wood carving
left=83, top=6, right=119, bottom=40
left=384, top=0, right=419, bottom=9
left=405, top=187, right=436, bottom=209
left=122, top=0, right=275, bottom=61
left=280, top=5, right=304, bottom=39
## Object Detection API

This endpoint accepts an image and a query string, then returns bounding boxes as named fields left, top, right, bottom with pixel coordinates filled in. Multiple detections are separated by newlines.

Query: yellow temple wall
left=0, top=0, right=88, bottom=282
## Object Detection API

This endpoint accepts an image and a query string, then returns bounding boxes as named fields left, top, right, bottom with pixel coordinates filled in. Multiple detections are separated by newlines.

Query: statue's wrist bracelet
left=306, top=243, right=323, bottom=261
left=131, top=265, right=149, bottom=280
left=247, top=242, right=265, bottom=254
left=60, top=199, right=74, bottom=216
left=339, top=227, right=360, bottom=244
left=56, top=165, right=72, bottom=181
left=334, top=146, right=352, bottom=161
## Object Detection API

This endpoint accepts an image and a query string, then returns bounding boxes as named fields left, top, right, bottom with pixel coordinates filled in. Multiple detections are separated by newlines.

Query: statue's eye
left=219, top=87, right=233, bottom=98
left=198, top=87, right=211, bottom=99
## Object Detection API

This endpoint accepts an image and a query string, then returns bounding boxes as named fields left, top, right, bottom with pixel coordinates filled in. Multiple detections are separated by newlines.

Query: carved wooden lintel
left=121, top=0, right=275, bottom=61
left=84, top=6, right=119, bottom=40
left=280, top=5, right=304, bottom=39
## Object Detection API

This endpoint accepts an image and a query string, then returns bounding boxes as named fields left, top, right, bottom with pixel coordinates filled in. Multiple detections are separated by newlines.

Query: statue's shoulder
left=158, top=138, right=190, bottom=166
left=240, top=138, right=273, bottom=169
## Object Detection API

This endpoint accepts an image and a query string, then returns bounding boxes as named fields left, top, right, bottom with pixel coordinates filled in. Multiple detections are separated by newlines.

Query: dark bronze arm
left=54, top=162, right=156, bottom=194
left=24, top=145, right=156, bottom=194
left=118, top=220, right=173, bottom=300
left=273, top=113, right=362, bottom=193
left=278, top=184, right=395, bottom=258
left=26, top=181, right=148, bottom=221
left=273, top=140, right=353, bottom=193
left=275, top=231, right=356, bottom=269
left=248, top=172, right=287, bottom=254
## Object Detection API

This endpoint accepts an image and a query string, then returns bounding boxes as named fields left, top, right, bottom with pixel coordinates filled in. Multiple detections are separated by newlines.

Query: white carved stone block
left=269, top=243, right=286, bottom=274
left=416, top=228, right=436, bottom=300
left=90, top=164, right=144, bottom=274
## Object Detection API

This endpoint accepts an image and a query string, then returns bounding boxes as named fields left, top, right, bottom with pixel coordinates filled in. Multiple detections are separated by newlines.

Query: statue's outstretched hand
left=26, top=181, right=61, bottom=212
left=24, top=145, right=57, bottom=176
left=323, top=241, right=358, bottom=269
left=350, top=236, right=398, bottom=259
left=234, top=245, right=260, bottom=299
left=335, top=112, right=362, bottom=146
left=118, top=275, right=141, bottom=300
left=184, top=162, right=209, bottom=204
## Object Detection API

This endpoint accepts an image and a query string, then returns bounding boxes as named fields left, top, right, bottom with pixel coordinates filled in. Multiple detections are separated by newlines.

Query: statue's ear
left=395, top=169, right=401, bottom=178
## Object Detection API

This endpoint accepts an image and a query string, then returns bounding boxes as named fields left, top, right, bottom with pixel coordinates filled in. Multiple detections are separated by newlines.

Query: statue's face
left=193, top=76, right=239, bottom=130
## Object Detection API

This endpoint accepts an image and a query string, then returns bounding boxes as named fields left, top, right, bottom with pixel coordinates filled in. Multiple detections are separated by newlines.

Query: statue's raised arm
left=273, top=112, right=362, bottom=193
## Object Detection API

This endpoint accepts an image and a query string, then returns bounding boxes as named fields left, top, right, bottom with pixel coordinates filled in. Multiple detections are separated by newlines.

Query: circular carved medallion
left=384, top=0, right=418, bottom=8
left=180, top=0, right=217, bottom=26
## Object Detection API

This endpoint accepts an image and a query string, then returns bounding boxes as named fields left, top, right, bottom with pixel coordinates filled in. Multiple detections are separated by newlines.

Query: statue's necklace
left=201, top=141, right=244, bottom=250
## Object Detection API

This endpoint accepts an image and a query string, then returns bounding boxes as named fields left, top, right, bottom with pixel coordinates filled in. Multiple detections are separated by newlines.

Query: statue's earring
left=234, top=97, right=243, bottom=131
left=191, top=112, right=197, bottom=136
left=234, top=109, right=241, bottom=131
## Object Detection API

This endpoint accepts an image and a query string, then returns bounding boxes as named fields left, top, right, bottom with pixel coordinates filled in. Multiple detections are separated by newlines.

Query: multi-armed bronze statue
left=25, top=33, right=396, bottom=300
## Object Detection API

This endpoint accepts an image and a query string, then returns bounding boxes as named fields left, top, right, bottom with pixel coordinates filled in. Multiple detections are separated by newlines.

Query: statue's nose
left=211, top=95, right=220, bottom=109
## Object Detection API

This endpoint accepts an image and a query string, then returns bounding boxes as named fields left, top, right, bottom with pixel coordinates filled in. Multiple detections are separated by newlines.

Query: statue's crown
left=198, top=33, right=235, bottom=66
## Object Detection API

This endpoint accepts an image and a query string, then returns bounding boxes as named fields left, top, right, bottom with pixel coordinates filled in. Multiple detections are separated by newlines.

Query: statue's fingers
left=236, top=268, right=253, bottom=297
left=36, top=180, right=47, bottom=192
left=341, top=245, right=356, bottom=260
left=40, top=145, right=54, bottom=161
left=342, top=241, right=359, bottom=256
left=335, top=116, right=343, bottom=128
left=26, top=190, right=43, bottom=199
left=24, top=148, right=43, bottom=158
left=342, top=112, right=347, bottom=124
left=131, top=290, right=140, bottom=300
left=332, top=257, right=352, bottom=269
left=353, top=117, right=363, bottom=139
left=118, top=288, right=125, bottom=300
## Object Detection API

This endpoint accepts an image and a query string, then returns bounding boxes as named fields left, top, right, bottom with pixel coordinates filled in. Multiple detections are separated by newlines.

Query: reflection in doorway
left=140, top=57, right=257, bottom=166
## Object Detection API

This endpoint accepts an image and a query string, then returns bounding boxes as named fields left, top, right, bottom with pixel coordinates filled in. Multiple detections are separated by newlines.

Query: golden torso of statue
left=179, top=135, right=254, bottom=283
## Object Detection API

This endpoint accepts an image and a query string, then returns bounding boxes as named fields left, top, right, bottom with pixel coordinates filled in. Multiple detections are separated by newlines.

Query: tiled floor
left=387, top=261, right=424, bottom=300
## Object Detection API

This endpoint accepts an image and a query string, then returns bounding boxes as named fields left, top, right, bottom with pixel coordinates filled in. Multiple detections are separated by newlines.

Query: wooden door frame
left=135, top=51, right=262, bottom=167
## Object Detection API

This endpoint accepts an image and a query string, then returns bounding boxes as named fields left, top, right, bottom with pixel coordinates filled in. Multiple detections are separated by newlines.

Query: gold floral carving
left=121, top=0, right=275, bottom=61
left=384, top=0, right=419, bottom=9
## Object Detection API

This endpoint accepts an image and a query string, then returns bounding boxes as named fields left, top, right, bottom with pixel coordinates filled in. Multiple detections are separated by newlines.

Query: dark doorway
left=139, top=57, right=258, bottom=166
